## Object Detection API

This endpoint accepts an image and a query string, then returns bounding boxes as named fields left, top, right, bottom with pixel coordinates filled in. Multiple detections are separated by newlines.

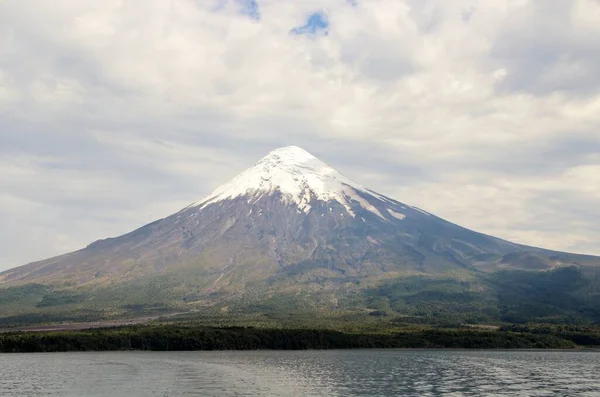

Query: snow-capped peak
left=191, top=146, right=380, bottom=215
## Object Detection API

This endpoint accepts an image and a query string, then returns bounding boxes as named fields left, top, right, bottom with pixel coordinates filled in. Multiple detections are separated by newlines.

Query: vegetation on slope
left=366, top=266, right=600, bottom=325
left=1, top=266, right=599, bottom=329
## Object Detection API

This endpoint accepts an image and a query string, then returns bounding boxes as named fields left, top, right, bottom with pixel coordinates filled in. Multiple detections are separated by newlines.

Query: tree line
left=1, top=324, right=593, bottom=353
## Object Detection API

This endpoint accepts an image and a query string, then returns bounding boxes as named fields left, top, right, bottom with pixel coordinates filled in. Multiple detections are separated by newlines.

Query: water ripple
left=1, top=350, right=599, bottom=396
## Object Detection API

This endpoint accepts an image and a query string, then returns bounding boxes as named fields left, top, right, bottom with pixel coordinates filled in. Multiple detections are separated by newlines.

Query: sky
left=1, top=0, right=600, bottom=271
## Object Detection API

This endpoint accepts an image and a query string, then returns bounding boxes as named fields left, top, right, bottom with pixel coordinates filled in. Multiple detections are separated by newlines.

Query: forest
left=1, top=324, right=599, bottom=353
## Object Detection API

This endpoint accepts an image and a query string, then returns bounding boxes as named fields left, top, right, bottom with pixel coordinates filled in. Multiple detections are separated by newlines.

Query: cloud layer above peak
left=1, top=0, right=600, bottom=270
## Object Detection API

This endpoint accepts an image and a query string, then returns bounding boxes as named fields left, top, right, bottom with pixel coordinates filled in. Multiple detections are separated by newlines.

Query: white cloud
left=1, top=0, right=599, bottom=270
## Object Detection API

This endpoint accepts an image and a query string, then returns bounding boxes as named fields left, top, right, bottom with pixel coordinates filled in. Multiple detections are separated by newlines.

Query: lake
left=1, top=350, right=598, bottom=396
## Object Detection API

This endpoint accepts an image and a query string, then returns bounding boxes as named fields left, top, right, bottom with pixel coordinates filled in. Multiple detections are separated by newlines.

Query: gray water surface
left=1, top=350, right=599, bottom=396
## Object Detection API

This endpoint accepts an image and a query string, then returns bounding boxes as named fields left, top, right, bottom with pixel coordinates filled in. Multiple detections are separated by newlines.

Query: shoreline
left=1, top=346, right=597, bottom=354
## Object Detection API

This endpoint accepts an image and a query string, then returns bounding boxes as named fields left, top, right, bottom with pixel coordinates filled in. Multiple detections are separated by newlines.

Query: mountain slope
left=1, top=146, right=599, bottom=324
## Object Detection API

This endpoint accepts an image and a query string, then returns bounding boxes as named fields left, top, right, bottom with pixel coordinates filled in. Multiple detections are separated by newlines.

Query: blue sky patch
left=290, top=11, right=329, bottom=36
left=214, top=0, right=260, bottom=20
left=237, top=0, right=260, bottom=20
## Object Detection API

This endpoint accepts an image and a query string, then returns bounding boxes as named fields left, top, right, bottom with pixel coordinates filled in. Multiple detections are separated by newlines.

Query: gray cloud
left=491, top=1, right=600, bottom=96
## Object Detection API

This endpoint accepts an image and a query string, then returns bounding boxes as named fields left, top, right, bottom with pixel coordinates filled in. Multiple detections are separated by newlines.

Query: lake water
left=0, top=350, right=599, bottom=396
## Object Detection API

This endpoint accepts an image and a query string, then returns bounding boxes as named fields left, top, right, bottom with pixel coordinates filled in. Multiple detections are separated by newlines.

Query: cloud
left=491, top=1, right=600, bottom=96
left=0, top=0, right=599, bottom=270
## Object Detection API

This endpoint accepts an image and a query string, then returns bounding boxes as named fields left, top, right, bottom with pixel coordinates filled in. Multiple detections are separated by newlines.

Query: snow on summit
left=192, top=146, right=381, bottom=215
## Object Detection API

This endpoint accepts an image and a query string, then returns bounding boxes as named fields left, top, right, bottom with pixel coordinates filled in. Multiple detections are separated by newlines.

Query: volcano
left=1, top=146, right=599, bottom=324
